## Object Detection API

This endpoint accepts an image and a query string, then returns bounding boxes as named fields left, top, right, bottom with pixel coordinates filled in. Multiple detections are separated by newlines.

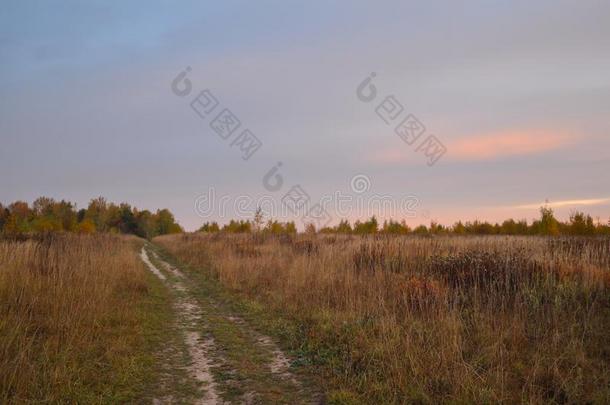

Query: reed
left=0, top=233, right=154, bottom=403
left=157, top=233, right=610, bottom=403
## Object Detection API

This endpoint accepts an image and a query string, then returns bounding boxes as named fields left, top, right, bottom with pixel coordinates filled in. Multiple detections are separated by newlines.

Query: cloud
left=448, top=129, right=572, bottom=160
left=369, top=129, right=575, bottom=165
left=512, top=197, right=610, bottom=210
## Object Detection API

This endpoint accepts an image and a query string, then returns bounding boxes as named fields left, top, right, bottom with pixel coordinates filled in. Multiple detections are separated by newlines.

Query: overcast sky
left=1, top=0, right=609, bottom=230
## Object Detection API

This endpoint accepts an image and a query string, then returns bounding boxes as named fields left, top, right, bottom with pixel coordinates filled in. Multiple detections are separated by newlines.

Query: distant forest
left=2, top=198, right=608, bottom=238
left=0, top=197, right=182, bottom=239
left=200, top=207, right=610, bottom=236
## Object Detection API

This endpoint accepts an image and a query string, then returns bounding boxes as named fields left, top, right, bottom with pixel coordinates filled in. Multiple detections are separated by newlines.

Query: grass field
left=156, top=233, right=610, bottom=404
left=2, top=231, right=608, bottom=403
left=0, top=233, right=172, bottom=404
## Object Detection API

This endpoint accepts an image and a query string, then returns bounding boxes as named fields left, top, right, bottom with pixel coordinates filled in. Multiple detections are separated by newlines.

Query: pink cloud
left=448, top=129, right=572, bottom=160
left=370, top=129, right=574, bottom=164
left=511, top=197, right=610, bottom=210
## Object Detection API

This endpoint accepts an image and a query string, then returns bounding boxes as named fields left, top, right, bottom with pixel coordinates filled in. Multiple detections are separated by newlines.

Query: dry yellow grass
left=157, top=233, right=610, bottom=404
left=0, top=233, right=158, bottom=403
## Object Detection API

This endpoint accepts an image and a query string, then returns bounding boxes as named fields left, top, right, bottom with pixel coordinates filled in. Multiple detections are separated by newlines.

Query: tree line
left=8, top=198, right=604, bottom=238
left=200, top=207, right=610, bottom=236
left=0, top=197, right=183, bottom=239
left=199, top=220, right=297, bottom=234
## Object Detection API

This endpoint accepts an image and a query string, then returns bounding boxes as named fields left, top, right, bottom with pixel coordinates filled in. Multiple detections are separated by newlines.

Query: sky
left=1, top=0, right=609, bottom=231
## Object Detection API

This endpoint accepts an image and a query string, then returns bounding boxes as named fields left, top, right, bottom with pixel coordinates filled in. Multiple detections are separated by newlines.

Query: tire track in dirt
left=158, top=256, right=305, bottom=395
left=154, top=255, right=302, bottom=389
left=143, top=246, right=319, bottom=404
left=141, top=248, right=220, bottom=405
left=225, top=315, right=301, bottom=387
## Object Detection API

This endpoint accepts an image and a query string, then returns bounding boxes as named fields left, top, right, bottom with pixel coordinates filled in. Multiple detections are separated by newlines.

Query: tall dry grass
left=157, top=233, right=610, bottom=404
left=0, top=233, right=152, bottom=403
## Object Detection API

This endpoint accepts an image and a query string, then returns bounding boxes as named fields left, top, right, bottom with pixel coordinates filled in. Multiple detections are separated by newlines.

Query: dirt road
left=140, top=245, right=318, bottom=404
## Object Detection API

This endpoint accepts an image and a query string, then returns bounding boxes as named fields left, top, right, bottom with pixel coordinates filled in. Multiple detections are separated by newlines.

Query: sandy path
left=141, top=248, right=220, bottom=405
left=225, top=315, right=300, bottom=386
left=161, top=258, right=302, bottom=388
left=142, top=245, right=317, bottom=404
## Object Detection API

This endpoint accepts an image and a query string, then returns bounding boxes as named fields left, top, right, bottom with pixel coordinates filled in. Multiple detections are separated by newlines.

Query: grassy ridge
left=0, top=233, right=170, bottom=403
left=156, top=233, right=610, bottom=404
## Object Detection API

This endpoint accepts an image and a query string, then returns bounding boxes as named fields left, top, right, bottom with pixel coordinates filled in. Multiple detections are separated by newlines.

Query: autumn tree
left=85, top=197, right=109, bottom=232
left=76, top=219, right=96, bottom=234
left=0, top=204, right=8, bottom=232
left=223, top=220, right=252, bottom=233
left=54, top=200, right=77, bottom=231
left=199, top=222, right=220, bottom=233
left=533, top=207, right=559, bottom=236
left=413, top=224, right=429, bottom=235
left=261, top=220, right=297, bottom=234
left=155, top=209, right=183, bottom=235
left=429, top=221, right=447, bottom=235
left=32, top=197, right=56, bottom=217
left=354, top=216, right=378, bottom=234
left=453, top=221, right=466, bottom=235
left=4, top=201, right=32, bottom=234
left=30, top=197, right=60, bottom=232
left=336, top=219, right=352, bottom=234
left=117, top=203, right=138, bottom=234
left=135, top=210, right=156, bottom=239
left=568, top=211, right=595, bottom=236
left=0, top=197, right=184, bottom=238
left=382, top=219, right=410, bottom=234
left=285, top=221, right=297, bottom=234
